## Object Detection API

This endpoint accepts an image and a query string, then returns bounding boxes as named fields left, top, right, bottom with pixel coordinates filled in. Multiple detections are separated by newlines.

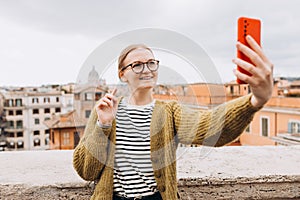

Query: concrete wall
left=0, top=146, right=299, bottom=199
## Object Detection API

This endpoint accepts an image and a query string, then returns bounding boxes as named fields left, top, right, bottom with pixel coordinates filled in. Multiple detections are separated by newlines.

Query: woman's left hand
left=232, top=35, right=274, bottom=108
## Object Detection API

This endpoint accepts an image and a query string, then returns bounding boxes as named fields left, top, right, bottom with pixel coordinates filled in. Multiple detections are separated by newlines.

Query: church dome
left=88, top=66, right=99, bottom=83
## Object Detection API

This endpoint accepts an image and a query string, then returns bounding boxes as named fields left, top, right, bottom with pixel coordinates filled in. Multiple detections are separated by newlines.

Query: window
left=32, top=98, right=39, bottom=104
left=16, top=120, right=23, bottom=129
left=245, top=124, right=250, bottom=133
left=16, top=110, right=23, bottom=115
left=17, top=132, right=23, bottom=137
left=33, top=109, right=39, bottom=114
left=95, top=92, right=103, bottom=101
left=15, top=99, right=22, bottom=107
left=261, top=117, right=269, bottom=137
left=8, top=141, right=15, bottom=148
left=45, top=137, right=50, bottom=145
left=33, top=138, right=40, bottom=146
left=8, top=110, right=14, bottom=115
left=6, top=99, right=14, bottom=107
left=56, top=97, right=60, bottom=102
left=74, top=131, right=80, bottom=148
left=45, top=129, right=50, bottom=134
left=288, top=121, right=300, bottom=134
left=63, top=132, right=70, bottom=145
left=85, top=110, right=91, bottom=118
left=8, top=121, right=14, bottom=129
left=230, top=86, right=234, bottom=94
left=84, top=93, right=93, bottom=101
left=44, top=117, right=50, bottom=121
left=33, top=130, right=40, bottom=135
left=55, top=107, right=61, bottom=113
left=34, top=118, right=40, bottom=125
left=74, top=94, right=80, bottom=100
left=44, top=97, right=50, bottom=103
left=17, top=140, right=24, bottom=149
left=8, top=132, right=15, bottom=137
left=44, top=108, right=50, bottom=114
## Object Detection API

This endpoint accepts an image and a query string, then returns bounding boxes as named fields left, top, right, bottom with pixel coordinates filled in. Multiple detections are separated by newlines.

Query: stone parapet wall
left=0, top=146, right=299, bottom=199
left=1, top=175, right=299, bottom=200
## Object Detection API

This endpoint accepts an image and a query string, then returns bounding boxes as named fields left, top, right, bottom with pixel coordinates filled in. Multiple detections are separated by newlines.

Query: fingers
left=246, top=35, right=273, bottom=68
left=233, top=68, right=255, bottom=85
left=236, top=41, right=264, bottom=69
left=240, top=35, right=274, bottom=70
left=97, top=88, right=118, bottom=109
left=232, top=58, right=258, bottom=77
left=110, top=88, right=117, bottom=95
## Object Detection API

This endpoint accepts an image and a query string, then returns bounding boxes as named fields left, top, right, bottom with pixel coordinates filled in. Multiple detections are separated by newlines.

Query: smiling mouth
left=139, top=76, right=153, bottom=80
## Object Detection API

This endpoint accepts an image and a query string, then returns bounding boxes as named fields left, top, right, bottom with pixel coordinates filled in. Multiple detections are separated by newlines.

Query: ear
left=119, top=71, right=128, bottom=82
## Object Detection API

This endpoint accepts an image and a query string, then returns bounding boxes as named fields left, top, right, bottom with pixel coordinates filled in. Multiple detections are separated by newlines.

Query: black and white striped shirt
left=113, top=99, right=157, bottom=198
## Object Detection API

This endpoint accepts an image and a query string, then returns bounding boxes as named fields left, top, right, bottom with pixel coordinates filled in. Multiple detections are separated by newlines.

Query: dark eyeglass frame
left=120, top=59, right=159, bottom=74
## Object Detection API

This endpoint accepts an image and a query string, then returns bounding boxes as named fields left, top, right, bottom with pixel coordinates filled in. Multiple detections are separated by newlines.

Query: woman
left=73, top=35, right=273, bottom=200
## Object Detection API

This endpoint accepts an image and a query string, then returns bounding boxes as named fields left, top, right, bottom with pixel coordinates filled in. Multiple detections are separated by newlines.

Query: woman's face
left=121, top=48, right=158, bottom=93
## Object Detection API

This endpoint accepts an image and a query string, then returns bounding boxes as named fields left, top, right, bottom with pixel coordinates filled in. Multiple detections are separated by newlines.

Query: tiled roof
left=44, top=110, right=86, bottom=129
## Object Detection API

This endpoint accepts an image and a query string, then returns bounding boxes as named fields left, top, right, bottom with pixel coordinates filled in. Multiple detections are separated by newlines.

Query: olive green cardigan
left=73, top=94, right=260, bottom=200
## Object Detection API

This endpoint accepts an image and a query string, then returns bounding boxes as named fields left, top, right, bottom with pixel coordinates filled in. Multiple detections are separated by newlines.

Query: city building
left=1, top=74, right=299, bottom=150
left=0, top=91, right=7, bottom=151
left=225, top=80, right=300, bottom=146
left=45, top=66, right=109, bottom=149
left=1, top=87, right=73, bottom=150
left=240, top=96, right=300, bottom=146
left=73, top=66, right=108, bottom=122
left=44, top=110, right=85, bottom=150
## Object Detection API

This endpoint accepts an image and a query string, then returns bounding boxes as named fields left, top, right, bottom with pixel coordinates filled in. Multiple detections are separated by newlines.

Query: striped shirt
left=113, top=99, right=157, bottom=198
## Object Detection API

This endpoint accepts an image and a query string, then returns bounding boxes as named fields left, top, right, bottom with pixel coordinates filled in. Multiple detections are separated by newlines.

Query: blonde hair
left=118, top=44, right=153, bottom=78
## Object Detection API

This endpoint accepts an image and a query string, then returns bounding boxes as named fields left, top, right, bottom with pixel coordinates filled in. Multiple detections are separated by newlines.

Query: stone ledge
left=178, top=175, right=300, bottom=186
left=0, top=146, right=299, bottom=199
left=1, top=175, right=299, bottom=200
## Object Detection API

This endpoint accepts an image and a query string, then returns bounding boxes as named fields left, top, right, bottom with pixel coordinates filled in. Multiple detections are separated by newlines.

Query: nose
left=141, top=63, right=151, bottom=73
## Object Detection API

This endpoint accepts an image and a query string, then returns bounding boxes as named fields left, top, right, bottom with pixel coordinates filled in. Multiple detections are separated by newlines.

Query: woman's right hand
left=96, top=88, right=118, bottom=126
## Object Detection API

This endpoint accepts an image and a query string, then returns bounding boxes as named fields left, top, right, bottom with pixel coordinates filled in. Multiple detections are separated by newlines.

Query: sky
left=0, top=0, right=299, bottom=87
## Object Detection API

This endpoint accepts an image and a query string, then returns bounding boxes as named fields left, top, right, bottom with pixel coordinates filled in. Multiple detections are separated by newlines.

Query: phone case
left=237, top=17, right=261, bottom=84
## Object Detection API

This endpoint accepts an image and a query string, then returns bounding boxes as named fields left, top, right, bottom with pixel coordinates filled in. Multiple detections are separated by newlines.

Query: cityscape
left=0, top=67, right=299, bottom=152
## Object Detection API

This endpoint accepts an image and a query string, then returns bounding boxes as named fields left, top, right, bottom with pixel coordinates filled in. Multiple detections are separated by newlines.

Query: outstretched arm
left=176, top=35, right=273, bottom=146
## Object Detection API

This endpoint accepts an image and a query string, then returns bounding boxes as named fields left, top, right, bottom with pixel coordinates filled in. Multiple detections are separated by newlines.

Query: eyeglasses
left=120, top=59, right=159, bottom=74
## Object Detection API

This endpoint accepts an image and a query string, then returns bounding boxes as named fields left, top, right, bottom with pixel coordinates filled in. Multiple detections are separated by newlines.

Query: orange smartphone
left=237, top=17, right=261, bottom=84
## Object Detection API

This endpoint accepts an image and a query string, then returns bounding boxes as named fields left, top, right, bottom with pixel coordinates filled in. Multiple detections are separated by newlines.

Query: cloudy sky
left=0, top=0, right=299, bottom=87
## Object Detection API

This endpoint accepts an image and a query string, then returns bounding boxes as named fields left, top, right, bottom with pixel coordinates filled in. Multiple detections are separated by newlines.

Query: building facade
left=44, top=110, right=85, bottom=150
left=1, top=87, right=73, bottom=150
left=225, top=80, right=300, bottom=146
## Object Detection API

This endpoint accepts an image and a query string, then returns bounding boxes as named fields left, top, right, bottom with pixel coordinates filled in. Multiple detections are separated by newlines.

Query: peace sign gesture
left=96, top=88, right=118, bottom=126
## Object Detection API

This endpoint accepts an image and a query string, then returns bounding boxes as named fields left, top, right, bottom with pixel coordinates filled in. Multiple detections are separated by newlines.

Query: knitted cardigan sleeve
left=173, top=94, right=261, bottom=146
left=73, top=107, right=112, bottom=181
